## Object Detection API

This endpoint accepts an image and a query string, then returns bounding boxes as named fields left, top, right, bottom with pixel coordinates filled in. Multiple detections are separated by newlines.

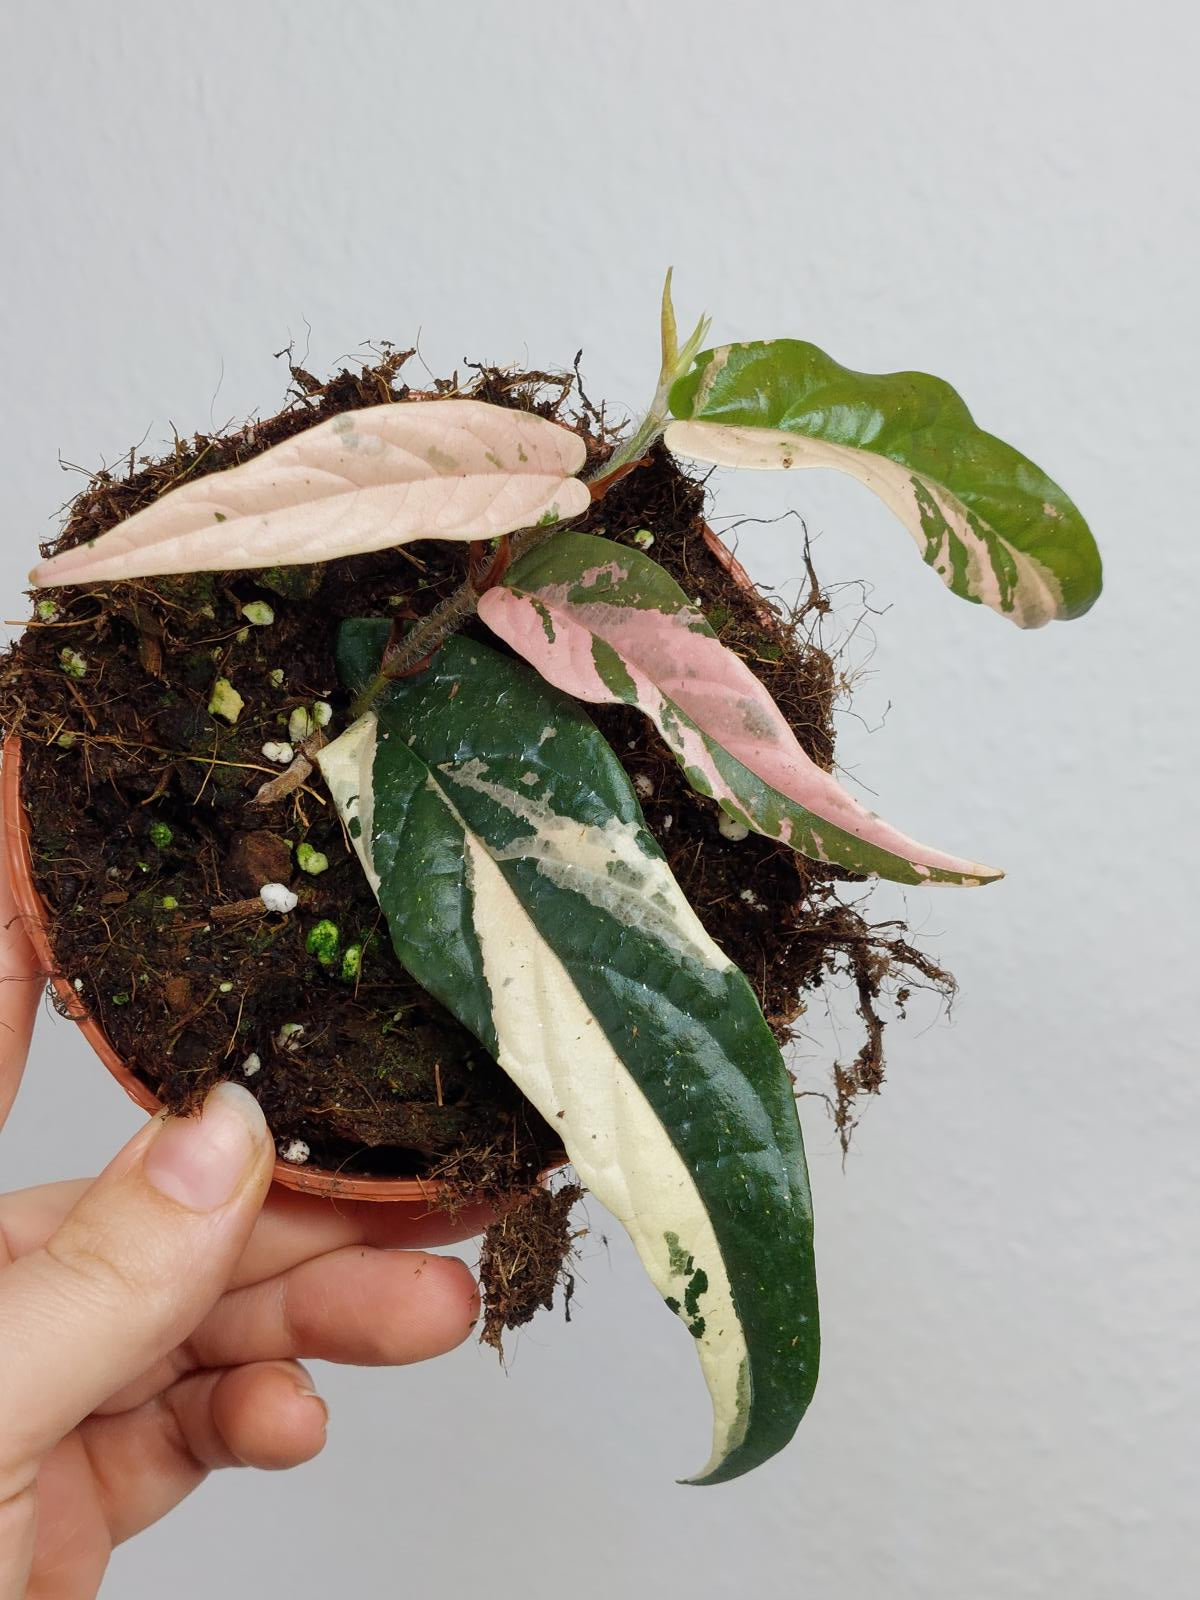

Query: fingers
left=77, top=1249, right=478, bottom=1546
left=233, top=1185, right=500, bottom=1274
left=0, top=1484, right=36, bottom=1600
left=0, top=1172, right=498, bottom=1282
left=193, top=1245, right=482, bottom=1368
left=0, top=1082, right=274, bottom=1507
left=100, top=1245, right=480, bottom=1413
left=190, top=1361, right=328, bottom=1470
left=82, top=1361, right=328, bottom=1547
left=0, top=833, right=41, bottom=1128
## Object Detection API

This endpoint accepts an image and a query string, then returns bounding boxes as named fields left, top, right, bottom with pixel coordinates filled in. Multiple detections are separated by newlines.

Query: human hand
left=0, top=844, right=489, bottom=1600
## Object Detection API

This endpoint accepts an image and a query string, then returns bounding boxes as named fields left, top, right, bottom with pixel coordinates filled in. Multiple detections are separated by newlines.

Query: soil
left=478, top=1181, right=586, bottom=1352
left=0, top=347, right=953, bottom=1339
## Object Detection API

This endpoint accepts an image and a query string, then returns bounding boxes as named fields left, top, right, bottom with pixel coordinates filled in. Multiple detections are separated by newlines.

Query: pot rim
left=1, top=523, right=752, bottom=1202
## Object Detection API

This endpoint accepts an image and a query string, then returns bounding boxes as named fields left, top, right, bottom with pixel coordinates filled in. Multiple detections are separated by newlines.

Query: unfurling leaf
left=665, top=341, right=1101, bottom=628
left=31, top=400, right=590, bottom=588
left=317, top=622, right=819, bottom=1484
left=478, top=533, right=1000, bottom=886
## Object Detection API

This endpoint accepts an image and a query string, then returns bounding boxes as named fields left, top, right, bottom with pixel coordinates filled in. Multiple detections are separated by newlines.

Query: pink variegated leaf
left=31, top=400, right=590, bottom=588
left=478, top=531, right=1001, bottom=886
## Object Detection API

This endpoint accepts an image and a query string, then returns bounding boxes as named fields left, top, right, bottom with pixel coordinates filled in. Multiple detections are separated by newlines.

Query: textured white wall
left=1, top=2, right=1195, bottom=1596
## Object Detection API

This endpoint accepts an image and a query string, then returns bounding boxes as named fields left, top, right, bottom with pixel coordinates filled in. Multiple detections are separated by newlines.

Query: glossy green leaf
left=666, top=341, right=1101, bottom=628
left=316, top=623, right=819, bottom=1483
left=479, top=532, right=1000, bottom=886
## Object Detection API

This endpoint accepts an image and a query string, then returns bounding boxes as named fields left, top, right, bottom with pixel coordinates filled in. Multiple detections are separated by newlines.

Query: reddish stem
left=588, top=456, right=650, bottom=501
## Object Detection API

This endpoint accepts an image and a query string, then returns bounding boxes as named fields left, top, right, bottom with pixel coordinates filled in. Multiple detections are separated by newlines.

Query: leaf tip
left=944, top=860, right=1005, bottom=887
left=28, top=551, right=82, bottom=590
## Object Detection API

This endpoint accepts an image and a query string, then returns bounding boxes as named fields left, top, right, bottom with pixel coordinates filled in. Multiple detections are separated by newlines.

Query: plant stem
left=604, top=270, right=710, bottom=475
left=348, top=520, right=564, bottom=718
left=599, top=411, right=667, bottom=478
left=350, top=277, right=709, bottom=719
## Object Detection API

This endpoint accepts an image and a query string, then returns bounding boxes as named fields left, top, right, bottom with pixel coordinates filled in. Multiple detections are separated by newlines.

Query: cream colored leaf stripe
left=317, top=624, right=819, bottom=1483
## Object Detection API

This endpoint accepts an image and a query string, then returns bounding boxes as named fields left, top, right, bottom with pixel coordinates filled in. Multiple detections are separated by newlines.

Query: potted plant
left=0, top=278, right=1100, bottom=1483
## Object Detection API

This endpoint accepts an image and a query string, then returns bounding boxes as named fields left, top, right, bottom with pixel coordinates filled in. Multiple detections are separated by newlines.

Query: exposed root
left=479, top=1182, right=586, bottom=1352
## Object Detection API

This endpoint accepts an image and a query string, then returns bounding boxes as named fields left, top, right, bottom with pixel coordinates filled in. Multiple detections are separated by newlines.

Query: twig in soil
left=249, top=730, right=326, bottom=805
left=208, top=898, right=267, bottom=922
left=572, top=350, right=604, bottom=427
left=251, top=753, right=312, bottom=806
left=224, top=990, right=247, bottom=1057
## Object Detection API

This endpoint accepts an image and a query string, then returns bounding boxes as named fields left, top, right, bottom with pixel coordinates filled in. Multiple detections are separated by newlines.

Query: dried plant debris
left=478, top=1182, right=586, bottom=1351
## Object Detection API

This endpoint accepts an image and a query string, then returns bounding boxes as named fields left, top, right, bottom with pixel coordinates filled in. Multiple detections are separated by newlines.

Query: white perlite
left=259, top=882, right=298, bottom=913
left=281, top=1139, right=310, bottom=1165
left=718, top=813, right=750, bottom=841
left=261, top=740, right=295, bottom=764
left=241, top=1052, right=262, bottom=1078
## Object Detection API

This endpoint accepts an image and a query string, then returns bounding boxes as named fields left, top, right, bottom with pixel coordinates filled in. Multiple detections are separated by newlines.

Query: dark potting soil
left=0, top=350, right=952, bottom=1336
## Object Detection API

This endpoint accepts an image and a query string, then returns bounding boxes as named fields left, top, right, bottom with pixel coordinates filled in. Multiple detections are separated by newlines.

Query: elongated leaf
left=479, top=532, right=999, bottom=886
left=665, top=341, right=1101, bottom=628
left=31, top=400, right=590, bottom=587
left=317, top=624, right=819, bottom=1483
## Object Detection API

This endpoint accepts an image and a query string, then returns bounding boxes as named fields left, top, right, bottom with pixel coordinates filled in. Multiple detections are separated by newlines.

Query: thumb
left=0, top=1083, right=274, bottom=1501
left=0, top=842, right=40, bottom=1129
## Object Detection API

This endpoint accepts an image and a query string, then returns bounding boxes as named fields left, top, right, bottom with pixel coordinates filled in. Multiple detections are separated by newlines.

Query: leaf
left=665, top=341, right=1101, bottom=628
left=30, top=400, right=590, bottom=588
left=478, top=532, right=1000, bottom=886
left=317, top=622, right=819, bottom=1483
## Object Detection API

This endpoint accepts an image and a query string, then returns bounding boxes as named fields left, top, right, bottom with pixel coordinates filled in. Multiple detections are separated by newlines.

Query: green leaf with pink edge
left=30, top=400, right=590, bottom=588
left=665, top=340, right=1101, bottom=629
left=477, top=532, right=1002, bottom=888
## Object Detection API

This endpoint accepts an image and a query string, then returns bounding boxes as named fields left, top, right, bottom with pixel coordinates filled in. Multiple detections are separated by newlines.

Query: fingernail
left=299, top=1386, right=330, bottom=1429
left=290, top=1371, right=330, bottom=1428
left=143, top=1082, right=268, bottom=1211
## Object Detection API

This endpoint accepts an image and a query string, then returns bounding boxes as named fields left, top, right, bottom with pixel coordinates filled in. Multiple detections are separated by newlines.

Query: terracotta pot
left=2, top=527, right=755, bottom=1203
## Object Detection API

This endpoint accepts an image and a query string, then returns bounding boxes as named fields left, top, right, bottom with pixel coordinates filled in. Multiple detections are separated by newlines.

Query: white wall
left=1, top=2, right=1195, bottom=1595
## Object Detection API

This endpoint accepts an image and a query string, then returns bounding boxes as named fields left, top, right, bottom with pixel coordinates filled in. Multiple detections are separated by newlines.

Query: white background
left=1, top=3, right=1195, bottom=1596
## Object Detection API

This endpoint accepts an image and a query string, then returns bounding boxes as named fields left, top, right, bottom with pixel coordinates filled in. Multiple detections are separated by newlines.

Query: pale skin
left=0, top=849, right=492, bottom=1600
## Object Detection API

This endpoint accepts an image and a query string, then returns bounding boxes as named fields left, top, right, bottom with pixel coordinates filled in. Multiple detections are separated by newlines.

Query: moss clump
left=305, top=919, right=340, bottom=966
left=296, top=842, right=329, bottom=875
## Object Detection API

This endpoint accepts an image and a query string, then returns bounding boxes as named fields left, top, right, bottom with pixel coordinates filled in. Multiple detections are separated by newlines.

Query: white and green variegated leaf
left=479, top=532, right=999, bottom=887
left=665, top=341, right=1102, bottom=628
left=316, top=624, right=819, bottom=1484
